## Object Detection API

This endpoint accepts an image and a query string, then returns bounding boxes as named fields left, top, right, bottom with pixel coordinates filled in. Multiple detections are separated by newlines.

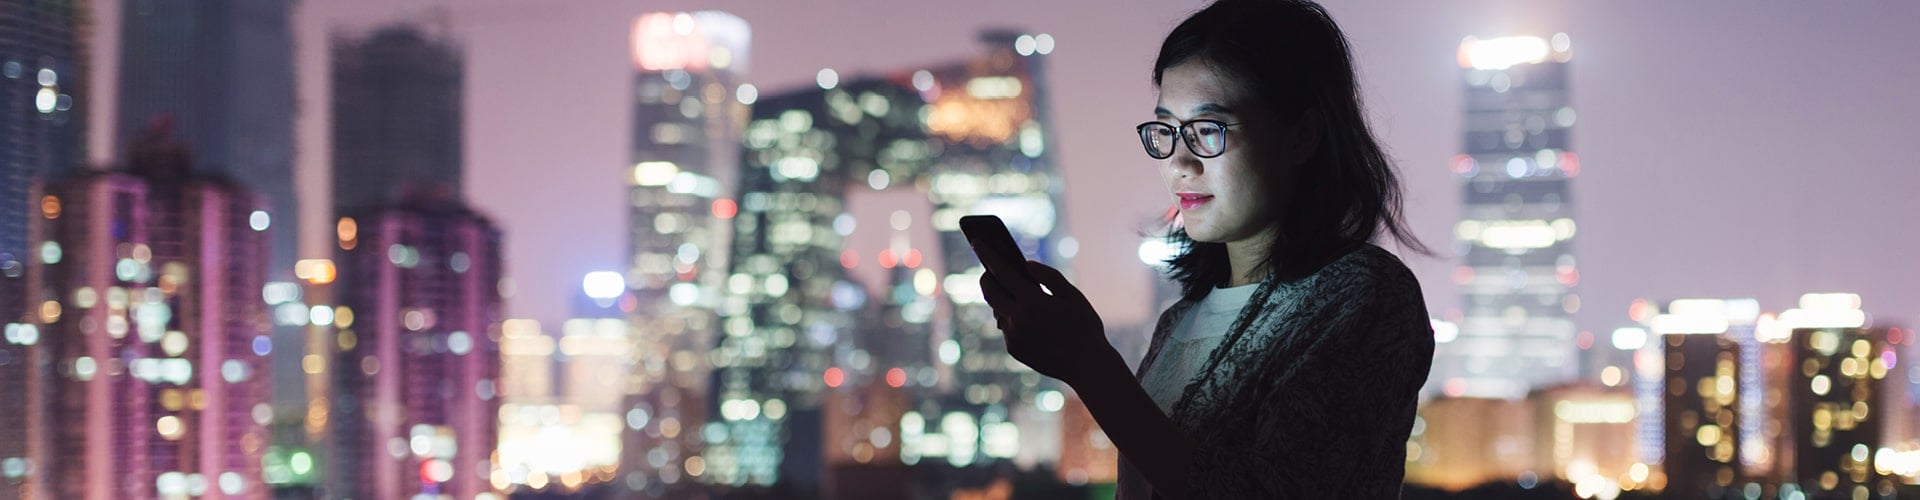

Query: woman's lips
left=1178, top=194, right=1213, bottom=210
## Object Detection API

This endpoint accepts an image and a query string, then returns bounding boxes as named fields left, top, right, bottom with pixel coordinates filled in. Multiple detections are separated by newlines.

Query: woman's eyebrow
left=1152, top=103, right=1236, bottom=118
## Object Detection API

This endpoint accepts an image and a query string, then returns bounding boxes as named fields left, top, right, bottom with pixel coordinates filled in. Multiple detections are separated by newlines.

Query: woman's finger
left=979, top=271, right=1015, bottom=310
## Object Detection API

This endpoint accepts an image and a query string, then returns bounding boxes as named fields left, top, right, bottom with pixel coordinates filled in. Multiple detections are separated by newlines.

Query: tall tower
left=1437, top=34, right=1580, bottom=399
left=716, top=29, right=1067, bottom=490
left=330, top=24, right=464, bottom=216
left=112, top=0, right=299, bottom=412
left=327, top=197, right=503, bottom=500
left=37, top=127, right=273, bottom=499
left=0, top=0, right=86, bottom=497
left=616, top=11, right=749, bottom=498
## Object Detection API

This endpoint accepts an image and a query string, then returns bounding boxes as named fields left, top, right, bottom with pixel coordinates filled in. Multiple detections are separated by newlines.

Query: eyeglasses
left=1135, top=119, right=1240, bottom=159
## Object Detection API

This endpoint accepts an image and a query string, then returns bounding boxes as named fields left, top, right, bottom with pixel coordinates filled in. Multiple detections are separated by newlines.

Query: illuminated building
left=494, top=318, right=627, bottom=494
left=717, top=29, right=1066, bottom=488
left=35, top=128, right=273, bottom=499
left=1055, top=394, right=1118, bottom=490
left=499, top=319, right=555, bottom=403
left=1775, top=294, right=1894, bottom=498
left=113, top=0, right=302, bottom=416
left=617, top=11, right=749, bottom=498
left=1, top=1, right=85, bottom=496
left=562, top=317, right=631, bottom=414
left=1652, top=299, right=1750, bottom=497
left=1530, top=384, right=1643, bottom=496
left=1436, top=34, right=1581, bottom=400
left=327, top=196, right=503, bottom=500
left=1405, top=397, right=1537, bottom=491
left=331, top=24, right=464, bottom=216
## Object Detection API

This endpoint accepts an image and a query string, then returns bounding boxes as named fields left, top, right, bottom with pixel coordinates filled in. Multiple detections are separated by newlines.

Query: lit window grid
left=716, top=57, right=1066, bottom=481
left=1787, top=328, right=1889, bottom=493
left=1442, top=55, right=1576, bottom=401
left=34, top=175, right=273, bottom=498
left=1661, top=335, right=1742, bottom=493
left=330, top=209, right=502, bottom=499
left=622, top=64, right=744, bottom=493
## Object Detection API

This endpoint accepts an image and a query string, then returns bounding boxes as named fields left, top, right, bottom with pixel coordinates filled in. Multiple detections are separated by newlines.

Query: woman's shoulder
left=1296, top=243, right=1422, bottom=300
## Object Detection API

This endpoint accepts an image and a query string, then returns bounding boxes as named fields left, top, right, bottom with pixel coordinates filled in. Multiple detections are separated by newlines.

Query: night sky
left=85, top=0, right=1920, bottom=340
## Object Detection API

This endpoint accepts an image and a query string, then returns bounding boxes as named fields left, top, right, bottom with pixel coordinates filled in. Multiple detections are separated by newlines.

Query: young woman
left=974, top=0, right=1435, bottom=497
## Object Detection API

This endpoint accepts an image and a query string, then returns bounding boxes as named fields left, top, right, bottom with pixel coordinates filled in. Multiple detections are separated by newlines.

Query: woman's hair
left=1154, top=0, right=1427, bottom=298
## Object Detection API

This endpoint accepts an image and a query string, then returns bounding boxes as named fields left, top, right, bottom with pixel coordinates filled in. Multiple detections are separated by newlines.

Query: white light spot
left=816, top=68, right=839, bottom=90
left=938, top=339, right=961, bottom=365
left=249, top=210, right=270, bottom=231
left=583, top=271, right=626, bottom=300
left=448, top=331, right=472, bottom=355
left=736, top=84, right=758, bottom=105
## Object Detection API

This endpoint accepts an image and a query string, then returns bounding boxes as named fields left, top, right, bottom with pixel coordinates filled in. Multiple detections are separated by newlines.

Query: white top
left=1141, top=283, right=1260, bottom=415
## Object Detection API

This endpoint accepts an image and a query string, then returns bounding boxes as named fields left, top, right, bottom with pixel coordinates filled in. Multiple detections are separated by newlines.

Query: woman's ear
left=1283, top=108, right=1323, bottom=166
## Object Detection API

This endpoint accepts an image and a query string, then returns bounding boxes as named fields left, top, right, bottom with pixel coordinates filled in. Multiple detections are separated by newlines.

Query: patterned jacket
left=1116, top=244, right=1434, bottom=499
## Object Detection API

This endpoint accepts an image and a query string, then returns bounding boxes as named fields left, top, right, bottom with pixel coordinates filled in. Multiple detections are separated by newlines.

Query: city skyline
left=71, top=0, right=1920, bottom=339
left=12, top=0, right=1920, bottom=497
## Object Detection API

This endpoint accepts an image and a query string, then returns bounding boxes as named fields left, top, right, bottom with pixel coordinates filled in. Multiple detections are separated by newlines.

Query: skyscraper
left=1436, top=34, right=1580, bottom=399
left=327, top=196, right=503, bottom=500
left=1775, top=294, right=1891, bottom=498
left=1653, top=299, right=1748, bottom=497
left=1, top=0, right=86, bottom=497
left=331, top=24, right=464, bottom=216
left=36, top=126, right=273, bottom=499
left=112, top=0, right=299, bottom=411
left=716, top=28, right=1066, bottom=489
left=617, top=11, right=748, bottom=498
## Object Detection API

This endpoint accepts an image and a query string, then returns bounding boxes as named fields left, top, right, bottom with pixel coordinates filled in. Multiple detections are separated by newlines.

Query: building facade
left=35, top=130, right=273, bottom=499
left=328, top=199, right=502, bottom=500
left=1437, top=34, right=1580, bottom=400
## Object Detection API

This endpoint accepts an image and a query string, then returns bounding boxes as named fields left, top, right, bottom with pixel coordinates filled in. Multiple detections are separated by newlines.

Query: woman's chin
left=1184, top=228, right=1224, bottom=243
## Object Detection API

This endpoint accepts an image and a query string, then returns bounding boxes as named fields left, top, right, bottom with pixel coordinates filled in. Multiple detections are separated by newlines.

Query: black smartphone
left=959, top=215, right=1035, bottom=284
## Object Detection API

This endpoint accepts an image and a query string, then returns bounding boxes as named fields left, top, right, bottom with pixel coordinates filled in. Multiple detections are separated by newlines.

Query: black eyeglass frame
left=1134, top=119, right=1243, bottom=160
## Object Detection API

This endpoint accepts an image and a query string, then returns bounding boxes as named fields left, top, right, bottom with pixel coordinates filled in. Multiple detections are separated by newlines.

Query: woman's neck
left=1223, top=232, right=1274, bottom=288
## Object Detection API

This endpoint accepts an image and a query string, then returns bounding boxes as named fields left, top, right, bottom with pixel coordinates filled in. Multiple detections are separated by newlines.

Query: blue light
left=252, top=336, right=272, bottom=356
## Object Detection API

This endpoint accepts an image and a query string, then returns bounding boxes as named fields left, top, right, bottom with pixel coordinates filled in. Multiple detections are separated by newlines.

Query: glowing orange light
left=903, top=249, right=923, bottom=269
left=878, top=249, right=897, bottom=269
left=336, top=217, right=358, bottom=242
left=711, top=199, right=738, bottom=219
left=1443, top=378, right=1468, bottom=397
left=41, top=195, right=60, bottom=219
left=824, top=367, right=845, bottom=388
left=885, top=367, right=907, bottom=388
left=295, top=259, right=337, bottom=285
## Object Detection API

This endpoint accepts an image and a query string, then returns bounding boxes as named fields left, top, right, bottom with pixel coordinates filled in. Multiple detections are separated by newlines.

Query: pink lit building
left=328, top=196, right=503, bottom=500
left=36, top=130, right=273, bottom=499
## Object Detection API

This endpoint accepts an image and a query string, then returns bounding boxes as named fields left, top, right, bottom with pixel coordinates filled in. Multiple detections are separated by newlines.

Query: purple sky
left=88, top=0, right=1920, bottom=338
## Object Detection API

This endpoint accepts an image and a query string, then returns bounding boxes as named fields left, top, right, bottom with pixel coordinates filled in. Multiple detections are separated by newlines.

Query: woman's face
left=1154, top=62, right=1279, bottom=247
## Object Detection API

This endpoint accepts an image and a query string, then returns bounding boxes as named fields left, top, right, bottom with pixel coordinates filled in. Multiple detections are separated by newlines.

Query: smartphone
left=959, top=215, right=1035, bottom=284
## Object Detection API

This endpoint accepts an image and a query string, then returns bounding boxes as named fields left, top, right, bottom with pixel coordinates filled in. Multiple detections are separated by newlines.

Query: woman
left=974, top=0, right=1435, bottom=497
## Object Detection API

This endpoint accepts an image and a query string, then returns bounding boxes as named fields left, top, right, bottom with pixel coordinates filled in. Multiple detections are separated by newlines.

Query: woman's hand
left=977, top=256, right=1114, bottom=386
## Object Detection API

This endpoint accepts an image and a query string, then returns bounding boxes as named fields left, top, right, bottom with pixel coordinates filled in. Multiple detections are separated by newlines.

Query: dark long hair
left=1154, top=0, right=1428, bottom=299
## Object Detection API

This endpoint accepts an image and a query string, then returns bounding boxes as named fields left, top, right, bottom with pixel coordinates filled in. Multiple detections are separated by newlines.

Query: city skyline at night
left=10, top=0, right=1920, bottom=498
